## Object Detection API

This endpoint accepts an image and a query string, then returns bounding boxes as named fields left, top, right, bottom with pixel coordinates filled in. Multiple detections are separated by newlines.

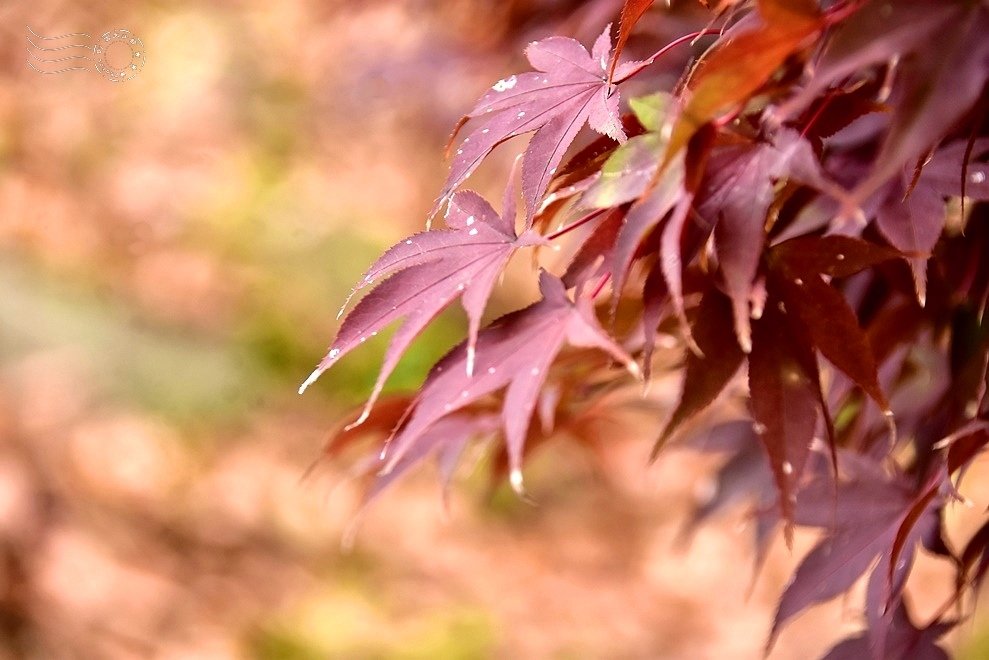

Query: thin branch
left=545, top=208, right=607, bottom=241
left=612, top=29, right=723, bottom=85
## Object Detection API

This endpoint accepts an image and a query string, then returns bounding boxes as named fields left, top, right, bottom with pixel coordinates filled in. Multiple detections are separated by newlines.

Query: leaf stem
left=799, top=92, right=836, bottom=139
left=545, top=208, right=607, bottom=241
left=590, top=272, right=612, bottom=299
left=613, top=29, right=723, bottom=85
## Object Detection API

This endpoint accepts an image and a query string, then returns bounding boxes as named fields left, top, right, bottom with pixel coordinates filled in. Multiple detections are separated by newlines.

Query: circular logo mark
left=93, top=30, right=145, bottom=82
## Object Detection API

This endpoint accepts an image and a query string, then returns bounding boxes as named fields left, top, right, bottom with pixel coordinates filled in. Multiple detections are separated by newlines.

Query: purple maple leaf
left=877, top=139, right=989, bottom=304
left=823, top=596, right=954, bottom=660
left=653, top=288, right=744, bottom=456
left=769, top=460, right=940, bottom=651
left=701, top=129, right=835, bottom=353
left=749, top=289, right=822, bottom=537
left=776, top=1, right=964, bottom=123
left=300, top=183, right=545, bottom=427
left=359, top=413, right=496, bottom=510
left=434, top=25, right=637, bottom=224
left=379, top=271, right=639, bottom=493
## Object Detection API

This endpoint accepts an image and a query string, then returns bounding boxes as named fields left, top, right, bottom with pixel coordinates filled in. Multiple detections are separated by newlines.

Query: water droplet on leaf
left=492, top=75, right=518, bottom=92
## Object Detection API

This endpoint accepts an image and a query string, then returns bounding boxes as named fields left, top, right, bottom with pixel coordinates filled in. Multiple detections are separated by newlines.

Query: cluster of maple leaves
left=303, top=0, right=989, bottom=656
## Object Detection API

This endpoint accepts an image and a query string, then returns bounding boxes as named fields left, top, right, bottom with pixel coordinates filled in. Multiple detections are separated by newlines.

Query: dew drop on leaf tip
left=510, top=468, right=525, bottom=494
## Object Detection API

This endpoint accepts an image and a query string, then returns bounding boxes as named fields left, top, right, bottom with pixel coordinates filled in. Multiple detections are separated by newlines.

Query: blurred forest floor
left=1, top=1, right=989, bottom=658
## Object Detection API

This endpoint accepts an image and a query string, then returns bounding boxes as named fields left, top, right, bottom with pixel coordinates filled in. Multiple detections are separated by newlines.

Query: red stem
left=612, top=29, right=723, bottom=85
left=545, top=208, right=607, bottom=241
left=590, top=272, right=612, bottom=298
left=800, top=92, right=835, bottom=139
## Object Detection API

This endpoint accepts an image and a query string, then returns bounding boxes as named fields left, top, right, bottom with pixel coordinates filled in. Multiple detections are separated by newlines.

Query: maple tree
left=302, top=0, right=989, bottom=656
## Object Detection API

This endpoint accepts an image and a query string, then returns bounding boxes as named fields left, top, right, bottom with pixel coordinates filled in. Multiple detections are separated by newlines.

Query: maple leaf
left=664, top=0, right=823, bottom=163
left=311, top=3, right=989, bottom=654
left=796, top=83, right=889, bottom=147
left=823, top=598, right=954, bottom=660
left=536, top=111, right=648, bottom=217
left=435, top=24, right=641, bottom=223
left=776, top=2, right=989, bottom=211
left=699, top=128, right=837, bottom=353
left=608, top=0, right=655, bottom=83
left=852, top=6, right=989, bottom=207
left=604, top=123, right=714, bottom=349
left=358, top=413, right=496, bottom=513
left=769, top=460, right=940, bottom=650
left=299, top=184, right=546, bottom=427
left=561, top=208, right=625, bottom=290
left=746, top=252, right=896, bottom=494
left=769, top=234, right=902, bottom=279
left=748, top=286, right=822, bottom=538
left=580, top=93, right=675, bottom=209
left=776, top=0, right=965, bottom=123
left=379, top=271, right=639, bottom=492
left=652, top=288, right=744, bottom=457
left=677, top=421, right=785, bottom=584
left=680, top=421, right=774, bottom=539
left=325, top=399, right=499, bottom=546
left=919, top=138, right=989, bottom=202
left=769, top=236, right=899, bottom=415
left=877, top=139, right=989, bottom=304
left=639, top=260, right=669, bottom=380
left=607, top=141, right=685, bottom=303
left=959, top=518, right=989, bottom=596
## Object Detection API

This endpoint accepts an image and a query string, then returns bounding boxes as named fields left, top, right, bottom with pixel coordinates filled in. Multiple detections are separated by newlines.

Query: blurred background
left=1, top=1, right=988, bottom=658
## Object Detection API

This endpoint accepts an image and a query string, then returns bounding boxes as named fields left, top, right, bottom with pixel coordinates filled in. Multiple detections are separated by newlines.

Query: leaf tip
left=298, top=368, right=321, bottom=395
left=344, top=406, right=372, bottom=432
left=685, top=334, right=705, bottom=359
left=647, top=437, right=665, bottom=464
left=782, top=521, right=794, bottom=550
left=510, top=468, right=526, bottom=495
left=883, top=409, right=898, bottom=445
left=764, top=627, right=780, bottom=659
